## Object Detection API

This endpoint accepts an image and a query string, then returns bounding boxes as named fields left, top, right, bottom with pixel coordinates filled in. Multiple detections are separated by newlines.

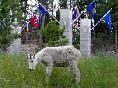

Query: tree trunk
left=115, top=7, right=117, bottom=52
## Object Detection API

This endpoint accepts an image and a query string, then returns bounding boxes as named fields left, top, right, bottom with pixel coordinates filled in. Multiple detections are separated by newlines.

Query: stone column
left=80, top=19, right=91, bottom=56
left=60, top=9, right=72, bottom=45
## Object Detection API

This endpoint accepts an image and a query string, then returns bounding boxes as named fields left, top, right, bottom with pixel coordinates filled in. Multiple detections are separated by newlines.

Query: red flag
left=30, top=15, right=38, bottom=29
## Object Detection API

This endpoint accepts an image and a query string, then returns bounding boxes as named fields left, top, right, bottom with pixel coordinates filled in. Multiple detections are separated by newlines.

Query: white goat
left=27, top=46, right=81, bottom=83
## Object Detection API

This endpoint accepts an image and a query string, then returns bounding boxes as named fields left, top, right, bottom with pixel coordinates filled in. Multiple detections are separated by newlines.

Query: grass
left=0, top=53, right=118, bottom=88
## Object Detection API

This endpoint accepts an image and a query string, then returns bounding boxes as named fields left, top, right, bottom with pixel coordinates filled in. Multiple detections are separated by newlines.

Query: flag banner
left=38, top=3, right=47, bottom=27
left=86, top=0, right=96, bottom=13
left=53, top=0, right=60, bottom=17
left=91, top=11, right=96, bottom=25
left=86, top=0, right=96, bottom=24
left=72, top=7, right=80, bottom=27
left=30, top=15, right=38, bottom=29
left=103, top=10, right=112, bottom=31
left=38, top=3, right=47, bottom=17
left=72, top=8, right=80, bottom=20
left=23, top=20, right=30, bottom=32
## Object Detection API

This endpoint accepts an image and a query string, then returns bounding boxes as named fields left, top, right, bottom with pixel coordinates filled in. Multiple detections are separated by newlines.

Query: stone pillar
left=60, top=9, right=72, bottom=45
left=80, top=19, right=91, bottom=56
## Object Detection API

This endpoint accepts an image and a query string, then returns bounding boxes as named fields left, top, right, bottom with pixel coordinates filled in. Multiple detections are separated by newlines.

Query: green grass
left=0, top=53, right=118, bottom=88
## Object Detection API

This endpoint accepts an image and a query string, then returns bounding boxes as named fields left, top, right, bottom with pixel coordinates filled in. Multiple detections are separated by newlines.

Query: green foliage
left=0, top=53, right=118, bottom=88
left=72, top=28, right=80, bottom=48
left=0, top=29, right=11, bottom=50
left=41, top=21, right=68, bottom=47
left=0, top=0, right=23, bottom=49
left=10, top=33, right=21, bottom=39
left=0, top=2, right=11, bottom=49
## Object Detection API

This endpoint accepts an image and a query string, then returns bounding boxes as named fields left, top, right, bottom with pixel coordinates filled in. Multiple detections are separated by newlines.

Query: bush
left=40, top=21, right=68, bottom=48
left=0, top=28, right=11, bottom=50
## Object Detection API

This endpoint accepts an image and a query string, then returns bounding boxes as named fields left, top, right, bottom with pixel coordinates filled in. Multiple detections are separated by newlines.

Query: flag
left=72, top=7, right=80, bottom=26
left=53, top=0, right=60, bottom=17
left=38, top=3, right=47, bottom=26
left=72, top=7, right=80, bottom=20
left=86, top=0, right=96, bottom=24
left=86, top=0, right=96, bottom=13
left=38, top=3, right=47, bottom=17
left=30, top=15, right=38, bottom=29
left=23, top=20, right=30, bottom=32
left=91, top=11, right=96, bottom=25
left=103, top=10, right=112, bottom=31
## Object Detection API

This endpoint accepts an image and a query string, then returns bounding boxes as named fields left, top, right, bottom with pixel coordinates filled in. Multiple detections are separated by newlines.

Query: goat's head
left=27, top=53, right=37, bottom=71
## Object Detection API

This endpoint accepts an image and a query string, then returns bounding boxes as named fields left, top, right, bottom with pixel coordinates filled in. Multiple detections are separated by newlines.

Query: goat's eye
left=68, top=51, right=71, bottom=53
left=31, top=60, right=33, bottom=63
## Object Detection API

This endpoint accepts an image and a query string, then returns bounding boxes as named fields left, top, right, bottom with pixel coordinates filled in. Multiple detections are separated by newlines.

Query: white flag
left=53, top=0, right=60, bottom=17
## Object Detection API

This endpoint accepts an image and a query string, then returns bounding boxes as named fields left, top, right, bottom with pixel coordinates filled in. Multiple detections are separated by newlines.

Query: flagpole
left=91, top=17, right=103, bottom=30
left=88, top=0, right=96, bottom=7
left=92, top=9, right=111, bottom=30
left=51, top=15, right=60, bottom=24
left=47, top=8, right=60, bottom=24
left=72, top=11, right=84, bottom=24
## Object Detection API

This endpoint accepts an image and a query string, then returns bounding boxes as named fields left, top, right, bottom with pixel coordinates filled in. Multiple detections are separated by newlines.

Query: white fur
left=28, top=46, right=81, bottom=83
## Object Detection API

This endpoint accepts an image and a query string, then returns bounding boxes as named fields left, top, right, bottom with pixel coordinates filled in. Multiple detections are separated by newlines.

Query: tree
left=0, top=0, right=12, bottom=50
left=40, top=21, right=68, bottom=48
left=0, top=0, right=23, bottom=50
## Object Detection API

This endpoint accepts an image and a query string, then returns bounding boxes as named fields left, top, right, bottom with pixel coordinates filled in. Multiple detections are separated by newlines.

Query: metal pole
left=91, top=17, right=103, bottom=30
left=72, top=11, right=84, bottom=24
left=47, top=8, right=60, bottom=24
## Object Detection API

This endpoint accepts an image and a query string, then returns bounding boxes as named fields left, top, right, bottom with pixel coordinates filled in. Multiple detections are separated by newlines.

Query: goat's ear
left=27, top=54, right=30, bottom=59
left=27, top=53, right=31, bottom=59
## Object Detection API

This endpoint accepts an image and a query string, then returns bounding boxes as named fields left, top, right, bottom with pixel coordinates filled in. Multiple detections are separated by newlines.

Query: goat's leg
left=69, top=60, right=80, bottom=83
left=46, top=65, right=53, bottom=77
left=42, top=54, right=53, bottom=85
left=42, top=54, right=53, bottom=77
left=45, top=65, right=53, bottom=85
left=45, top=56, right=53, bottom=83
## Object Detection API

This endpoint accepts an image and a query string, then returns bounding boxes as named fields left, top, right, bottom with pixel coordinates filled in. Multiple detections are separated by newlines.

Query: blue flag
left=86, top=1, right=96, bottom=13
left=38, top=3, right=47, bottom=26
left=38, top=3, right=47, bottom=17
left=86, top=0, right=96, bottom=24
left=103, top=10, right=112, bottom=31
left=72, top=8, right=79, bottom=20
left=91, top=11, right=96, bottom=24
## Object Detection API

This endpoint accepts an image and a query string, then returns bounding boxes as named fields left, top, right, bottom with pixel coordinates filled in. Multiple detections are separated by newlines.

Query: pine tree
left=0, top=0, right=12, bottom=50
left=41, top=21, right=68, bottom=47
left=0, top=0, right=23, bottom=50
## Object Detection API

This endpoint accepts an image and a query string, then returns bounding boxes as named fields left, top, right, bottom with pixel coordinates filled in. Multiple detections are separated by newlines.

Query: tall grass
left=0, top=53, right=118, bottom=88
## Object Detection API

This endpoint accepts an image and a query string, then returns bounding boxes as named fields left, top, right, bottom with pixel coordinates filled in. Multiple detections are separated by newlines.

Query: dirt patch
left=21, top=44, right=38, bottom=54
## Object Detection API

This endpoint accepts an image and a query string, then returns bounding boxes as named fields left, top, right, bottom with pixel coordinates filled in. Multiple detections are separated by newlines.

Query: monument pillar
left=80, top=19, right=91, bottom=56
left=60, top=9, right=72, bottom=45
